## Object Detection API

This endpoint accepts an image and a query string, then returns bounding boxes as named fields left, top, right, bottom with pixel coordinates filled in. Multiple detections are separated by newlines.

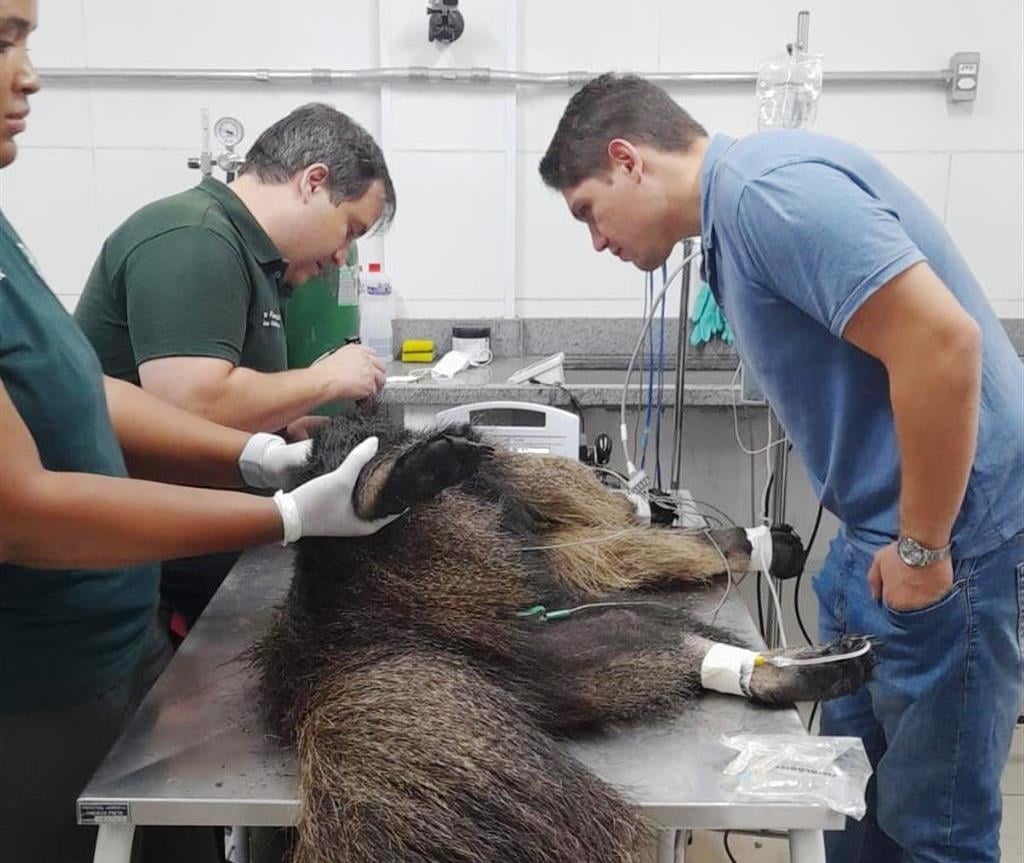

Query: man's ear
left=607, top=139, right=643, bottom=182
left=298, top=163, right=331, bottom=202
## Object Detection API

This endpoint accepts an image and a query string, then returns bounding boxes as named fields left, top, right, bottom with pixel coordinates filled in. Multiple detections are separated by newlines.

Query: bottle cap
left=368, top=262, right=382, bottom=272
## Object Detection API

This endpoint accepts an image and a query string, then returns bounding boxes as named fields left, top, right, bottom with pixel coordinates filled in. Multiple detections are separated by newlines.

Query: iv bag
left=756, top=51, right=823, bottom=130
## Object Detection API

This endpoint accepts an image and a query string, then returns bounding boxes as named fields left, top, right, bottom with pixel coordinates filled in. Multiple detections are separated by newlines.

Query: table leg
left=657, top=829, right=676, bottom=863
left=788, top=829, right=826, bottom=863
left=228, top=825, right=250, bottom=862
left=676, top=829, right=690, bottom=861
left=92, top=824, right=136, bottom=863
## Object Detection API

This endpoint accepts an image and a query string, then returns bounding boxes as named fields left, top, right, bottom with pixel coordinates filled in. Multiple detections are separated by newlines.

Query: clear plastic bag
left=756, top=51, right=824, bottom=130
left=721, top=734, right=871, bottom=819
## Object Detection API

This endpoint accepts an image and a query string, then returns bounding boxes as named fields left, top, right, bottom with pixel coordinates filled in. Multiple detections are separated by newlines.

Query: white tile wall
left=33, top=0, right=88, bottom=67
left=18, top=88, right=93, bottom=150
left=946, top=152, right=1024, bottom=316
left=872, top=152, right=951, bottom=221
left=520, top=0, right=662, bottom=73
left=659, top=0, right=813, bottom=73
left=383, top=150, right=509, bottom=317
left=88, top=88, right=381, bottom=151
left=83, top=0, right=378, bottom=69
left=1, top=148, right=100, bottom=299
left=5, top=0, right=1020, bottom=319
left=389, top=86, right=508, bottom=152
left=92, top=148, right=198, bottom=236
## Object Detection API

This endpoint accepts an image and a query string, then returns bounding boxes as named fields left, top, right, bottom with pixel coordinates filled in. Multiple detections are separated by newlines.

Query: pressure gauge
left=213, top=116, right=245, bottom=148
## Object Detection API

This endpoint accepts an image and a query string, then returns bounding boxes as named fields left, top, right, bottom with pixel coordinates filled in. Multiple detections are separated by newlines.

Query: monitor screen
left=468, top=407, right=546, bottom=428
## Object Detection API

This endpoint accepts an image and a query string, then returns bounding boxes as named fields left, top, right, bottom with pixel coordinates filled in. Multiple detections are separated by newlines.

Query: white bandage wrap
left=238, top=432, right=282, bottom=488
left=626, top=493, right=651, bottom=525
left=745, top=524, right=774, bottom=574
left=272, top=490, right=303, bottom=546
left=700, top=643, right=760, bottom=697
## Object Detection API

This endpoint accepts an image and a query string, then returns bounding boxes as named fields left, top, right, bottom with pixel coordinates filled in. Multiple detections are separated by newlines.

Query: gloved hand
left=272, top=436, right=401, bottom=543
left=238, top=432, right=313, bottom=491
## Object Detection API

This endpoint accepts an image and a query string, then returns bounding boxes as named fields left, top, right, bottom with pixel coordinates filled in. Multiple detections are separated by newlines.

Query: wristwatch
left=897, top=535, right=952, bottom=568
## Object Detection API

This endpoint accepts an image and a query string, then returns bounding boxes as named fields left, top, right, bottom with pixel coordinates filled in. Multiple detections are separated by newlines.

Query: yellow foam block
left=401, top=350, right=436, bottom=363
left=402, top=339, right=435, bottom=353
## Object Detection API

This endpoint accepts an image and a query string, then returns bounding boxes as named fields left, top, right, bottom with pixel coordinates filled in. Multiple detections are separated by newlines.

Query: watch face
left=899, top=538, right=925, bottom=566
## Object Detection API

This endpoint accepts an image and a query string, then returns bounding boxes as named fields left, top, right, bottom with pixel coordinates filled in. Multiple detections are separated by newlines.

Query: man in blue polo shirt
left=541, top=73, right=1023, bottom=863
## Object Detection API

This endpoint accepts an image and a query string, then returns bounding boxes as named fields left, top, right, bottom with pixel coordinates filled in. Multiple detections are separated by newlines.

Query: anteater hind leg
left=494, top=451, right=754, bottom=591
left=494, top=450, right=639, bottom=528
left=539, top=524, right=754, bottom=595
left=495, top=451, right=808, bottom=590
left=290, top=649, right=651, bottom=863
left=353, top=428, right=494, bottom=519
left=522, top=609, right=875, bottom=729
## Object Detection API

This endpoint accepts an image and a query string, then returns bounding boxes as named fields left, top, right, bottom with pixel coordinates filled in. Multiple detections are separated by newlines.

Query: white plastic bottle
left=359, top=262, right=394, bottom=360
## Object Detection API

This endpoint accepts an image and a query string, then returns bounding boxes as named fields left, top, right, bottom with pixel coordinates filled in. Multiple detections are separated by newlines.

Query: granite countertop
left=379, top=317, right=1023, bottom=410
left=380, top=357, right=747, bottom=408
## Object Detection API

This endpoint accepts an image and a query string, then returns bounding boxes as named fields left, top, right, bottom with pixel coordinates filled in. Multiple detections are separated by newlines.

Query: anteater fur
left=256, top=411, right=873, bottom=863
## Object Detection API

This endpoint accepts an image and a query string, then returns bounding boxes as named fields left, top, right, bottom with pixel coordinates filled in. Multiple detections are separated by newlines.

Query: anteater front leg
left=520, top=609, right=875, bottom=729
left=354, top=427, right=494, bottom=519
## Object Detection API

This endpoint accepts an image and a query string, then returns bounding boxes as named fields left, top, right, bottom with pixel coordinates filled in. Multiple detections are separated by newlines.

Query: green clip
left=516, top=605, right=548, bottom=620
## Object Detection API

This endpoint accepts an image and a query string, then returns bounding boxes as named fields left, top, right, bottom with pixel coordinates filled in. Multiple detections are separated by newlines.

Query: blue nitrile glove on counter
left=689, top=282, right=734, bottom=346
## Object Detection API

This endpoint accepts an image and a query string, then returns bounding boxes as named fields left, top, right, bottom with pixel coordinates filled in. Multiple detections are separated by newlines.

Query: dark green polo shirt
left=75, top=178, right=289, bottom=383
left=0, top=209, right=160, bottom=713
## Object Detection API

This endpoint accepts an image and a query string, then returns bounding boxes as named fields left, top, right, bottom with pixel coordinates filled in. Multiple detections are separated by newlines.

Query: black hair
left=241, top=103, right=396, bottom=227
left=539, top=73, right=707, bottom=190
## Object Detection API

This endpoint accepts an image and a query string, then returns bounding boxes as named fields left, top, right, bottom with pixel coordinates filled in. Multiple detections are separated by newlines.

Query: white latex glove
left=238, top=432, right=313, bottom=491
left=272, top=436, right=401, bottom=543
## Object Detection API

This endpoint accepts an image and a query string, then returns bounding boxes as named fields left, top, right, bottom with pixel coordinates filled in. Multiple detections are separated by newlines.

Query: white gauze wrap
left=700, top=643, right=760, bottom=697
left=745, top=524, right=773, bottom=573
left=237, top=432, right=280, bottom=488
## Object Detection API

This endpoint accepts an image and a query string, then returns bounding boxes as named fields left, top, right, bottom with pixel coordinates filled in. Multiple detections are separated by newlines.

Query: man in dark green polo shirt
left=76, top=103, right=393, bottom=435
left=76, top=103, right=397, bottom=634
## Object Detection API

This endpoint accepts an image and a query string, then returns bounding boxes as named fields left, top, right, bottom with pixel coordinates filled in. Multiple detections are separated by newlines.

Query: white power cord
left=747, top=525, right=788, bottom=648
left=731, top=364, right=789, bottom=456
left=767, top=640, right=872, bottom=668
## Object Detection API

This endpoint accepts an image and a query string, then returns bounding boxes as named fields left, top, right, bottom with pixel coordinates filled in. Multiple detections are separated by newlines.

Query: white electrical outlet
left=950, top=51, right=981, bottom=102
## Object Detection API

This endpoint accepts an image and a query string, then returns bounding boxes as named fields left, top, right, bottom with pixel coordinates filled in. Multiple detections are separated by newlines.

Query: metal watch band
left=897, top=535, right=952, bottom=567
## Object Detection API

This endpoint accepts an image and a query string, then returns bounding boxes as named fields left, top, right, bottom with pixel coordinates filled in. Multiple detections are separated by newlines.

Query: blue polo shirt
left=699, top=131, right=1023, bottom=558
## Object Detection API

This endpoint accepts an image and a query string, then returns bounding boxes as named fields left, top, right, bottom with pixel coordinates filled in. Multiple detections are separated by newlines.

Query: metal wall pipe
left=38, top=66, right=953, bottom=87
left=668, top=238, right=695, bottom=494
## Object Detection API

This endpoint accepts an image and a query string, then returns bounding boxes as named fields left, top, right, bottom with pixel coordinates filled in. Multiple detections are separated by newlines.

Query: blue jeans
left=815, top=531, right=1024, bottom=863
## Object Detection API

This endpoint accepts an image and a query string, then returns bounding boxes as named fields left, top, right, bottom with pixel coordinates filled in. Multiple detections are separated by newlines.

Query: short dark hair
left=241, top=103, right=396, bottom=228
left=539, top=73, right=707, bottom=190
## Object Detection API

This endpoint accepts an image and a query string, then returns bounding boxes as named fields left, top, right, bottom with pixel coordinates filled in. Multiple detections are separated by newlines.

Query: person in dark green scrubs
left=75, top=103, right=394, bottom=434
left=0, top=4, right=395, bottom=858
left=75, top=103, right=397, bottom=636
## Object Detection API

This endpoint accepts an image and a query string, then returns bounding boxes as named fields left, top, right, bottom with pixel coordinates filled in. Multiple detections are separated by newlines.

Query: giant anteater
left=257, top=411, right=872, bottom=863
